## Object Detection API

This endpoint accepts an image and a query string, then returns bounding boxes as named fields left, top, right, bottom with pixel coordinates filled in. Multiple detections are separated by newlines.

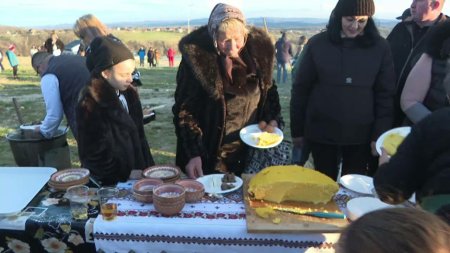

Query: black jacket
left=375, top=107, right=450, bottom=204
left=387, top=14, right=448, bottom=126
left=77, top=78, right=154, bottom=185
left=291, top=32, right=396, bottom=144
left=173, top=26, right=282, bottom=175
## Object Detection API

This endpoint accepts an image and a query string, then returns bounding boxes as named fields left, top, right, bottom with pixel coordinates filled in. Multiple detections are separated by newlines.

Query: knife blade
left=273, top=207, right=346, bottom=219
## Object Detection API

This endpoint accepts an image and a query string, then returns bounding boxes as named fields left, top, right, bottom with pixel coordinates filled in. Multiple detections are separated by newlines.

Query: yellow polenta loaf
left=382, top=133, right=405, bottom=156
left=256, top=132, right=282, bottom=147
left=248, top=165, right=339, bottom=204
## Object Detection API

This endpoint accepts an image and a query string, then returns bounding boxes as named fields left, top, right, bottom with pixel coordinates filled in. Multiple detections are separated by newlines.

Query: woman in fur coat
left=77, top=36, right=154, bottom=186
left=173, top=3, right=283, bottom=179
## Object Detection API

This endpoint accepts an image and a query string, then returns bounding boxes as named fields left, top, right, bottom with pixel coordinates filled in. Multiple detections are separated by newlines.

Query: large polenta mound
left=248, top=165, right=339, bottom=204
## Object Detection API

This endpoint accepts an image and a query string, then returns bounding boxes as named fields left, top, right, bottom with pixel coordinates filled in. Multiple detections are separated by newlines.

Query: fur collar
left=178, top=26, right=275, bottom=100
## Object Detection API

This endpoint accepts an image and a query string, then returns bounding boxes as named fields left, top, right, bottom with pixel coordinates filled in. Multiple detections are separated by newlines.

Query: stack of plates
left=142, top=165, right=181, bottom=183
left=48, top=168, right=90, bottom=191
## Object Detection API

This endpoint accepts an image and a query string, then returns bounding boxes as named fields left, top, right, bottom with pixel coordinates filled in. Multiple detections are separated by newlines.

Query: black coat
left=374, top=107, right=450, bottom=204
left=77, top=78, right=154, bottom=185
left=387, top=14, right=448, bottom=126
left=173, top=26, right=282, bottom=175
left=291, top=32, right=396, bottom=144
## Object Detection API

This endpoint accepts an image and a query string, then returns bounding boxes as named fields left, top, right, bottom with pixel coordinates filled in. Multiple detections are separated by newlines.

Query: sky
left=1, top=0, right=450, bottom=27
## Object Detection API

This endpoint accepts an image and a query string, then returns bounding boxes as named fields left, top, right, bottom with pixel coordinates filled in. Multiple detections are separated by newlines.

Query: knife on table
left=272, top=207, right=346, bottom=219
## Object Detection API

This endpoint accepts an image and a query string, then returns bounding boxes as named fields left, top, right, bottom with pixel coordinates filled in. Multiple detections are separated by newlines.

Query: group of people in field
left=17, top=0, right=450, bottom=251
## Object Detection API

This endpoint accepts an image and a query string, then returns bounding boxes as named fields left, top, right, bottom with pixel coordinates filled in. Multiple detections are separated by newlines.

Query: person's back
left=43, top=55, right=90, bottom=139
left=275, top=33, right=292, bottom=64
left=335, top=208, right=450, bottom=253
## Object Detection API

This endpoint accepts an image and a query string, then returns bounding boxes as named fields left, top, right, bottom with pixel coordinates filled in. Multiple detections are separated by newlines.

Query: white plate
left=339, top=174, right=374, bottom=195
left=196, top=174, right=243, bottom=194
left=0, top=167, right=57, bottom=216
left=239, top=124, right=283, bottom=149
left=346, top=197, right=394, bottom=221
left=375, top=127, right=411, bottom=156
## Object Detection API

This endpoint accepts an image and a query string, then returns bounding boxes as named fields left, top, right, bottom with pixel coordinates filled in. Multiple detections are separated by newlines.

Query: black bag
left=244, top=140, right=292, bottom=174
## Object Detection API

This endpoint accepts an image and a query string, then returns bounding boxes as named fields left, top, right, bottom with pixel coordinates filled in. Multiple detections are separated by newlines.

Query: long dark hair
left=326, top=9, right=380, bottom=47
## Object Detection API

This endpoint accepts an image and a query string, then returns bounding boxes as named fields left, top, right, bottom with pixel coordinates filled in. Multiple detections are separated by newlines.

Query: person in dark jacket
left=290, top=0, right=396, bottom=180
left=31, top=52, right=90, bottom=140
left=44, top=32, right=65, bottom=56
left=173, top=3, right=283, bottom=179
left=387, top=0, right=447, bottom=126
left=77, top=36, right=154, bottom=186
left=375, top=107, right=450, bottom=222
left=401, top=20, right=450, bottom=124
left=275, top=32, right=293, bottom=84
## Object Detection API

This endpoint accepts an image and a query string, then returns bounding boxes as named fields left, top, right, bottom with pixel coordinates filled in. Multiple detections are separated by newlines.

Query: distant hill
left=32, top=17, right=398, bottom=30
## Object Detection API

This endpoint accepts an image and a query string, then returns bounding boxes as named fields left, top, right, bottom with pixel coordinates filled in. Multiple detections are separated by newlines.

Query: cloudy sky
left=1, top=0, right=450, bottom=27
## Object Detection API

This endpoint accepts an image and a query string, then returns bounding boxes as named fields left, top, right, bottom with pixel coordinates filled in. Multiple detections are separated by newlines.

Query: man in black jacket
left=387, top=0, right=447, bottom=126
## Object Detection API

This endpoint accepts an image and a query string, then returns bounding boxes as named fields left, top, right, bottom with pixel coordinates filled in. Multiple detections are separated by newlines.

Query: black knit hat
left=334, top=0, right=375, bottom=17
left=86, top=36, right=134, bottom=73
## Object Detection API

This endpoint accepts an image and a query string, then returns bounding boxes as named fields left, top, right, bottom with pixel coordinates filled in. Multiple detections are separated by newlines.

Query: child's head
left=336, top=208, right=450, bottom=253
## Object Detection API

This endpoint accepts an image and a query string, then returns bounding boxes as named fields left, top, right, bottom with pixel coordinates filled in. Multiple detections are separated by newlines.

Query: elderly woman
left=173, top=3, right=283, bottom=179
left=290, top=0, right=396, bottom=179
left=77, top=36, right=154, bottom=186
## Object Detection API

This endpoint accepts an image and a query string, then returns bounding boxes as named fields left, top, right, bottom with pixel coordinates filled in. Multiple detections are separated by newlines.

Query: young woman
left=290, top=0, right=396, bottom=179
left=77, top=36, right=154, bottom=185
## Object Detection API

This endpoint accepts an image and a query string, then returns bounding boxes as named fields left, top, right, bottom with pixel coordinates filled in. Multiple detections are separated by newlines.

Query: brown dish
left=153, top=184, right=185, bottom=216
left=142, top=165, right=181, bottom=183
left=176, top=179, right=205, bottom=203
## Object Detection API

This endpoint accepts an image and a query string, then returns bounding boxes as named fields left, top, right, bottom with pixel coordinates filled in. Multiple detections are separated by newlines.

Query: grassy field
left=0, top=56, right=292, bottom=168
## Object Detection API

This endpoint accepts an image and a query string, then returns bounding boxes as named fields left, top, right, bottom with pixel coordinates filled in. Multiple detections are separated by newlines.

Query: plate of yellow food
left=375, top=127, right=411, bottom=156
left=240, top=124, right=283, bottom=149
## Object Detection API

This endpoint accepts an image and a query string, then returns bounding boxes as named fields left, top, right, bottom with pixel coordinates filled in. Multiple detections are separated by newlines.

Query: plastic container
left=6, top=127, right=71, bottom=170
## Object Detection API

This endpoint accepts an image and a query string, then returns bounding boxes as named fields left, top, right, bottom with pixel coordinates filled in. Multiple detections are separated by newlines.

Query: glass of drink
left=97, top=187, right=119, bottom=221
left=67, top=185, right=90, bottom=220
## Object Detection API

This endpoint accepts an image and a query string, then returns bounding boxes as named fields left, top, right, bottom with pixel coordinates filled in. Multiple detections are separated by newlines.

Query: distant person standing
left=138, top=47, right=146, bottom=67
left=147, top=47, right=155, bottom=67
left=5, top=44, right=19, bottom=79
left=167, top=47, right=175, bottom=67
left=0, top=49, right=5, bottom=72
left=387, top=0, right=447, bottom=126
left=154, top=49, right=160, bottom=66
left=30, top=45, right=38, bottom=56
left=44, top=32, right=65, bottom=56
left=275, top=32, right=293, bottom=84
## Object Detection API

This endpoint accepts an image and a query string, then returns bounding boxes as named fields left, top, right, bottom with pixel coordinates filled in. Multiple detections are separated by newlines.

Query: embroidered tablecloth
left=94, top=181, right=358, bottom=253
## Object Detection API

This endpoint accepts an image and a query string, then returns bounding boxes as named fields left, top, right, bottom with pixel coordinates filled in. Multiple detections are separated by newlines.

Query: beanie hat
left=86, top=36, right=134, bottom=73
left=334, top=0, right=375, bottom=17
left=207, top=3, right=245, bottom=39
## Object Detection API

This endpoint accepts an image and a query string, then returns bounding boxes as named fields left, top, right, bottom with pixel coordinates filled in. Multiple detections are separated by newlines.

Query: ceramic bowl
left=176, top=179, right=204, bottom=203
left=133, top=178, right=164, bottom=195
left=132, top=191, right=154, bottom=203
left=153, top=184, right=185, bottom=216
left=142, top=165, right=181, bottom=183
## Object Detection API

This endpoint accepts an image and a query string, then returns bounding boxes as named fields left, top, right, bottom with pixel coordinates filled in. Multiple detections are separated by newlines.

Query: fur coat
left=77, top=78, right=154, bottom=185
left=173, top=26, right=282, bottom=175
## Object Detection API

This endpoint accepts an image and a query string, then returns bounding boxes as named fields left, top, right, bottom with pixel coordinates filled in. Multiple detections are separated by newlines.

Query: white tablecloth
left=93, top=181, right=358, bottom=253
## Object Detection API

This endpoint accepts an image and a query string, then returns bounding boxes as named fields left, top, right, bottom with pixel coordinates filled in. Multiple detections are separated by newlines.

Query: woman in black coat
left=77, top=36, right=154, bottom=186
left=290, top=0, right=396, bottom=179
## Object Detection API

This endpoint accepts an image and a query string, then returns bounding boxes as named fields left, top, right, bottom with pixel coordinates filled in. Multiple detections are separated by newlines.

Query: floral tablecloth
left=94, top=181, right=358, bottom=253
left=0, top=189, right=96, bottom=253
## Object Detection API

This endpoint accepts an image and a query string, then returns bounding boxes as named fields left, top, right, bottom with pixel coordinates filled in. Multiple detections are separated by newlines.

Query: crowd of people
left=4, top=0, right=450, bottom=249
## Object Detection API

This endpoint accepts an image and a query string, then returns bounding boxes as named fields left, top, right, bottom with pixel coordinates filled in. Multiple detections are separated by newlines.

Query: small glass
left=67, top=185, right=90, bottom=220
left=97, top=187, right=119, bottom=221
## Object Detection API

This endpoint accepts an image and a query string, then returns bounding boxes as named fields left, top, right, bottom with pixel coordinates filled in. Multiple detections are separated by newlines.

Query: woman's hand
left=258, top=120, right=278, bottom=133
left=378, top=148, right=391, bottom=165
left=185, top=156, right=203, bottom=179
left=370, top=141, right=378, bottom=156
